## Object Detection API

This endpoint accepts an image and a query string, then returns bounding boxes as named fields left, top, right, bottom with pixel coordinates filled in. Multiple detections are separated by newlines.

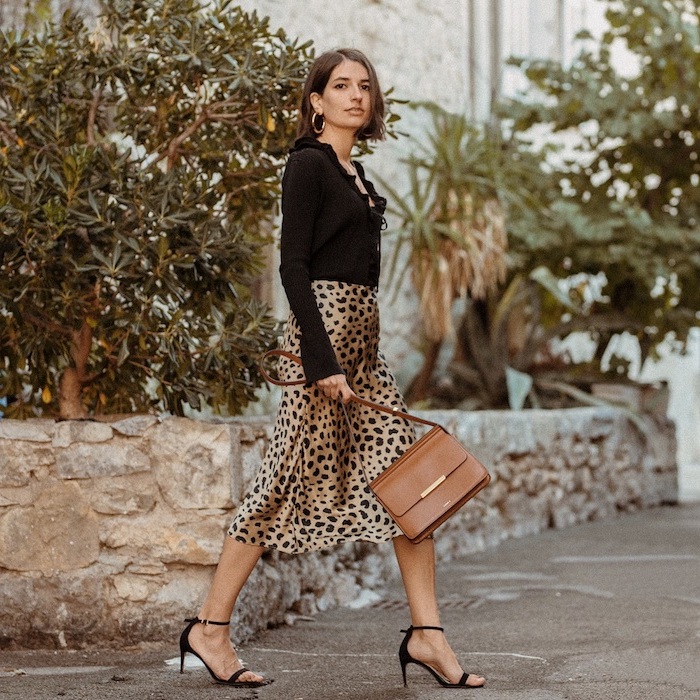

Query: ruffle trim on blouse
left=291, top=137, right=387, bottom=217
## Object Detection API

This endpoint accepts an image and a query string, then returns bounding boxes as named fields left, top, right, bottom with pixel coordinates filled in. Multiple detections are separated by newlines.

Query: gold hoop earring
left=311, top=112, right=325, bottom=134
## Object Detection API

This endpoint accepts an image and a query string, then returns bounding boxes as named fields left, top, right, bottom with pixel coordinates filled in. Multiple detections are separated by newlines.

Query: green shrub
left=0, top=0, right=313, bottom=418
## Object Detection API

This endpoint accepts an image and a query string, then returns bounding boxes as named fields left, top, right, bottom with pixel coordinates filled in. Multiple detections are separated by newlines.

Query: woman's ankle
left=191, top=620, right=230, bottom=642
left=411, top=626, right=444, bottom=641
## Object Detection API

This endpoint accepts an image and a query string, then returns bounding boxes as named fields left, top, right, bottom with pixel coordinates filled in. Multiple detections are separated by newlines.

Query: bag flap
left=370, top=427, right=473, bottom=517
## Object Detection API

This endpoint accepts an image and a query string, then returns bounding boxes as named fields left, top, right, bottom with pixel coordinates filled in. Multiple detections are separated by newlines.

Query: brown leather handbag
left=260, top=350, right=491, bottom=543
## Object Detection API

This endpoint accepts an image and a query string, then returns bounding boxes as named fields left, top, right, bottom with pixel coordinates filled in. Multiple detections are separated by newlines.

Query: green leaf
left=529, top=266, right=580, bottom=312
left=505, top=366, right=533, bottom=410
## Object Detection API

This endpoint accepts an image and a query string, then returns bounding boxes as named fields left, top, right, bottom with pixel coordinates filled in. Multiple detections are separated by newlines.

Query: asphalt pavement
left=2, top=503, right=699, bottom=700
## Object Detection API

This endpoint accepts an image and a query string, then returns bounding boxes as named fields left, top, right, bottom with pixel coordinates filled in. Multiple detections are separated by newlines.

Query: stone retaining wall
left=0, top=408, right=677, bottom=649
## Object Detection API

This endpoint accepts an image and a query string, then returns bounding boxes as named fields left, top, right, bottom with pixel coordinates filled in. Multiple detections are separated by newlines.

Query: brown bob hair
left=296, top=48, right=386, bottom=142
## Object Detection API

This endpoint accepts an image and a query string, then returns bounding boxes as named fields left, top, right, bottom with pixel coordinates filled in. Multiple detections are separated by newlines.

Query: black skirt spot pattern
left=228, top=280, right=415, bottom=554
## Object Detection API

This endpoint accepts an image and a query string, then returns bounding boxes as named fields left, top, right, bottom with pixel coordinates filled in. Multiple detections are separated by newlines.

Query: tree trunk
left=58, top=367, right=88, bottom=419
left=58, top=322, right=92, bottom=419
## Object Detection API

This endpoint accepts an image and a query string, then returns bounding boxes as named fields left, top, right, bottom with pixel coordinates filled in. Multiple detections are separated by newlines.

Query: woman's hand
left=316, top=373, right=356, bottom=404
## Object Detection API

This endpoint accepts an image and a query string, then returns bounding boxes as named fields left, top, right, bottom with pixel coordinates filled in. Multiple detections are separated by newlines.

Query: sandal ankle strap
left=185, top=616, right=230, bottom=626
left=401, top=625, right=445, bottom=633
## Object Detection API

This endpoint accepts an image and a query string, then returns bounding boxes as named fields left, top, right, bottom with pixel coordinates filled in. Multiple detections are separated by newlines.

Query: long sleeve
left=279, top=150, right=343, bottom=384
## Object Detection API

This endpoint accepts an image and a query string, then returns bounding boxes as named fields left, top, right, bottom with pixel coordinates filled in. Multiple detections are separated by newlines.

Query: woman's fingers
left=316, top=374, right=355, bottom=402
left=317, top=374, right=343, bottom=399
left=338, top=383, right=356, bottom=404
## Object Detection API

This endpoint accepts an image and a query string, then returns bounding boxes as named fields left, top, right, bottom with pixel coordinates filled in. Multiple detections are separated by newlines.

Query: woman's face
left=310, top=59, right=371, bottom=136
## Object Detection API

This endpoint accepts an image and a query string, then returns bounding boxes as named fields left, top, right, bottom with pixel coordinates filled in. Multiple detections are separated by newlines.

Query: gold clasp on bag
left=420, top=474, right=446, bottom=499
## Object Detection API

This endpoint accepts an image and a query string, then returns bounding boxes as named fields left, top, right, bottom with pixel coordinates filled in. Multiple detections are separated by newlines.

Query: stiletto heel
left=398, top=625, right=485, bottom=689
left=179, top=617, right=272, bottom=687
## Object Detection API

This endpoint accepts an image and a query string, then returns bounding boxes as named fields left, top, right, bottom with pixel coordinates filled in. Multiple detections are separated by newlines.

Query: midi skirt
left=228, top=280, right=415, bottom=554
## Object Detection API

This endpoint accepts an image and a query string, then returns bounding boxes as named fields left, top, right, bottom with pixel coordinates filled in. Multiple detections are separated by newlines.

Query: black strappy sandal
left=179, top=617, right=272, bottom=687
left=399, top=625, right=485, bottom=689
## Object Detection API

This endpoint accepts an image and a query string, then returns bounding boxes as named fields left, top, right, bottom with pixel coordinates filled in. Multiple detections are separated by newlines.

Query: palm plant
left=380, top=105, right=571, bottom=407
left=381, top=102, right=684, bottom=414
left=383, top=106, right=509, bottom=343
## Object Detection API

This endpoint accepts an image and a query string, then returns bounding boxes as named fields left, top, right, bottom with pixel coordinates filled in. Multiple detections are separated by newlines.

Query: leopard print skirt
left=228, top=280, right=415, bottom=554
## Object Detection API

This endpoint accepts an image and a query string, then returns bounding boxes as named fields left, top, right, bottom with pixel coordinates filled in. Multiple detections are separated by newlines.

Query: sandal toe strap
left=459, top=672, right=485, bottom=688
left=227, top=668, right=250, bottom=684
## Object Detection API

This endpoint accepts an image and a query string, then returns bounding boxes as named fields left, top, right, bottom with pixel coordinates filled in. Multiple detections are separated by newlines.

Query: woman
left=179, top=48, right=486, bottom=690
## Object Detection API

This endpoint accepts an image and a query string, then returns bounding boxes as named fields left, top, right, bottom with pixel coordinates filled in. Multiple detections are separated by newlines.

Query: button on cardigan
left=279, top=137, right=387, bottom=385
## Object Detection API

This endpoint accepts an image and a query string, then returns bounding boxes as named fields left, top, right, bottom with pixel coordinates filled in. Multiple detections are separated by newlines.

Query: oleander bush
left=0, top=0, right=313, bottom=418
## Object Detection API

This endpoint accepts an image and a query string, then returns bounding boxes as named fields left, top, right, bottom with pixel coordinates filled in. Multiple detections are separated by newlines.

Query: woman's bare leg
left=186, top=536, right=266, bottom=682
left=393, top=535, right=485, bottom=686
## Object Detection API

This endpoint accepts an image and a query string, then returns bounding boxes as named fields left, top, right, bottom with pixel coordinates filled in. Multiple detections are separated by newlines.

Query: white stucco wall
left=641, top=330, right=700, bottom=502
left=236, top=0, right=473, bottom=113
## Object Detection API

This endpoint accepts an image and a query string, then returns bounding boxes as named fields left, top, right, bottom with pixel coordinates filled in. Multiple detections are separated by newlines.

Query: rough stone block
left=490, top=458, right=512, bottom=483
left=475, top=506, right=506, bottom=549
left=551, top=504, right=578, bottom=529
left=153, top=569, right=213, bottom=610
left=52, top=421, right=114, bottom=448
left=486, top=415, right=537, bottom=458
left=0, top=567, right=108, bottom=648
left=523, top=469, right=547, bottom=496
left=161, top=521, right=226, bottom=565
left=112, top=573, right=154, bottom=602
left=149, top=418, right=232, bottom=510
left=232, top=420, right=257, bottom=443
left=316, top=571, right=358, bottom=611
left=515, top=412, right=548, bottom=454
left=0, top=420, right=53, bottom=442
left=485, top=478, right=508, bottom=505
left=502, top=491, right=549, bottom=534
left=0, top=443, right=55, bottom=486
left=567, top=441, right=593, bottom=470
left=230, top=420, right=275, bottom=498
left=293, top=592, right=318, bottom=617
left=560, top=471, right=577, bottom=493
left=231, top=563, right=288, bottom=641
left=451, top=414, right=484, bottom=447
left=111, top=415, right=159, bottom=437
left=568, top=492, right=588, bottom=515
left=575, top=467, right=593, bottom=492
left=587, top=411, right=617, bottom=439
left=0, top=480, right=99, bottom=572
left=83, top=474, right=158, bottom=515
left=239, top=435, right=268, bottom=493
left=100, top=514, right=226, bottom=566
left=0, top=486, right=35, bottom=507
left=56, top=441, right=150, bottom=478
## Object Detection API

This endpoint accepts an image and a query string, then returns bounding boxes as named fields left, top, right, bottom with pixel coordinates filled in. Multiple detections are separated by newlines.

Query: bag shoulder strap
left=260, top=349, right=438, bottom=428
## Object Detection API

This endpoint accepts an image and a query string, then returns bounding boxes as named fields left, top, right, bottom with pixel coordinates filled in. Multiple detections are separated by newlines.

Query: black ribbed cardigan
left=279, top=137, right=387, bottom=385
